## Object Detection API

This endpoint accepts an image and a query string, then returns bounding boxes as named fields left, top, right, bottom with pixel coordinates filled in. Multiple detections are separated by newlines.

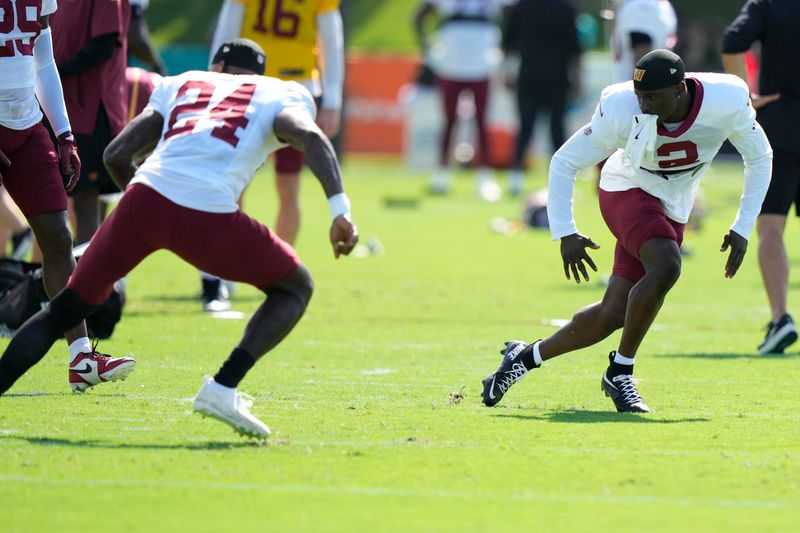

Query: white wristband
left=328, top=193, right=351, bottom=219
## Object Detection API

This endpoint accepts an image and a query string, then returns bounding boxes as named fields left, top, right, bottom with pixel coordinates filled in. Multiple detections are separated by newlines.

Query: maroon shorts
left=68, top=183, right=301, bottom=306
left=599, top=188, right=685, bottom=283
left=274, top=145, right=305, bottom=173
left=0, top=123, right=67, bottom=218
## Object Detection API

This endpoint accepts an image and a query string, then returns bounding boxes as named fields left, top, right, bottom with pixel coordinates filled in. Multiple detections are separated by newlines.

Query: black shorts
left=71, top=106, right=121, bottom=195
left=761, top=149, right=800, bottom=217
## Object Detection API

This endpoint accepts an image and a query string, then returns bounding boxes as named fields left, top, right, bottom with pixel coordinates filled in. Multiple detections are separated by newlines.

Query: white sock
left=68, top=337, right=92, bottom=362
left=532, top=340, right=543, bottom=366
left=432, top=167, right=450, bottom=186
left=613, top=352, right=635, bottom=366
left=477, top=167, right=496, bottom=182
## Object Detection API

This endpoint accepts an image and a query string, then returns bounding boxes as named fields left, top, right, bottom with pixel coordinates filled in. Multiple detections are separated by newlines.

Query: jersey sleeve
left=42, top=0, right=58, bottom=17
left=587, top=88, right=629, bottom=151
left=728, top=80, right=759, bottom=139
left=547, top=125, right=617, bottom=240
left=317, top=0, right=341, bottom=14
left=143, top=76, right=172, bottom=116
left=282, top=82, right=317, bottom=120
left=726, top=80, right=773, bottom=239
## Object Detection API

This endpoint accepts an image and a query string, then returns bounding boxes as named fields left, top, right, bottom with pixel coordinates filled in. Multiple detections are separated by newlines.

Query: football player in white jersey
left=0, top=0, right=135, bottom=391
left=481, top=50, right=772, bottom=412
left=611, top=0, right=677, bottom=82
left=0, top=39, right=359, bottom=440
left=414, top=0, right=509, bottom=200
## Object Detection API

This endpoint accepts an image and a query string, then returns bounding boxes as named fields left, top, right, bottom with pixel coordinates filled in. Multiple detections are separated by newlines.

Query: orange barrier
left=344, top=53, right=417, bottom=154
left=344, top=53, right=515, bottom=166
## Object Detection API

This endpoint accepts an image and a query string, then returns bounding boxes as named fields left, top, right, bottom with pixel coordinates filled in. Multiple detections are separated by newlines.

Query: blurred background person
left=126, top=67, right=162, bottom=129
left=611, top=0, right=677, bottom=82
left=722, top=0, right=800, bottom=354
left=210, top=0, right=344, bottom=246
left=414, top=0, right=507, bottom=202
left=208, top=0, right=344, bottom=313
left=51, top=0, right=130, bottom=245
left=128, top=0, right=167, bottom=75
left=503, top=0, right=582, bottom=196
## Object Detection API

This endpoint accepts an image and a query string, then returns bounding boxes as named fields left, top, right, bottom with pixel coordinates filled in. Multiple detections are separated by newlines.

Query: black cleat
left=601, top=353, right=649, bottom=413
left=201, top=277, right=230, bottom=312
left=481, top=340, right=537, bottom=407
left=758, top=314, right=798, bottom=354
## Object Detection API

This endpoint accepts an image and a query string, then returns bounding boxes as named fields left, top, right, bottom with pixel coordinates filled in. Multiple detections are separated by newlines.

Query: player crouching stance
left=482, top=50, right=772, bottom=412
left=0, top=39, right=358, bottom=440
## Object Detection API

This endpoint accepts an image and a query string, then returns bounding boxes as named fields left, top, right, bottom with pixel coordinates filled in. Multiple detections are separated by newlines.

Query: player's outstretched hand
left=0, top=147, right=10, bottom=185
left=57, top=133, right=81, bottom=193
left=330, top=214, right=358, bottom=258
left=720, top=230, right=747, bottom=279
left=560, top=232, right=600, bottom=284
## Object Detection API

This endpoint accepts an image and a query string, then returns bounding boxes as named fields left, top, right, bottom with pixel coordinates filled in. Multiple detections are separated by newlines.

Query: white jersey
left=428, top=0, right=508, bottom=81
left=547, top=72, right=772, bottom=241
left=131, top=71, right=316, bottom=213
left=612, top=0, right=677, bottom=82
left=0, top=0, right=57, bottom=129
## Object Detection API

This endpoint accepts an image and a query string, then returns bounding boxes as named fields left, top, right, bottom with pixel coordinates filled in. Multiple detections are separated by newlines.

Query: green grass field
left=1, top=158, right=799, bottom=531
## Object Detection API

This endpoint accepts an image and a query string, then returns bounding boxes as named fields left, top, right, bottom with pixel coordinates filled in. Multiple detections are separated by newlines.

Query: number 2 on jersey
left=657, top=141, right=699, bottom=169
left=253, top=0, right=302, bottom=37
left=164, top=81, right=257, bottom=148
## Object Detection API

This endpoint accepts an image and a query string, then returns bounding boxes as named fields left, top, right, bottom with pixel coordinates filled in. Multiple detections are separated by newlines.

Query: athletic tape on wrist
left=328, top=193, right=350, bottom=219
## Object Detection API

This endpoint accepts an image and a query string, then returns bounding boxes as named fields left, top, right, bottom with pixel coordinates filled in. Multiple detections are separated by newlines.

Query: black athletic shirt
left=722, top=0, right=800, bottom=153
left=502, top=0, right=580, bottom=89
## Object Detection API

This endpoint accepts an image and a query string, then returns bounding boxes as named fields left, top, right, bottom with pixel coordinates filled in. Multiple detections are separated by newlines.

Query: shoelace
left=611, top=374, right=643, bottom=405
left=88, top=339, right=111, bottom=360
left=497, top=362, right=528, bottom=393
left=234, top=391, right=255, bottom=414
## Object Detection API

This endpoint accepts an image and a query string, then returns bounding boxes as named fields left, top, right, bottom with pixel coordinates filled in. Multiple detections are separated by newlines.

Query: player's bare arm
left=273, top=107, right=358, bottom=257
left=103, top=108, right=164, bottom=189
left=560, top=232, right=600, bottom=284
left=721, top=53, right=780, bottom=110
left=720, top=230, right=748, bottom=279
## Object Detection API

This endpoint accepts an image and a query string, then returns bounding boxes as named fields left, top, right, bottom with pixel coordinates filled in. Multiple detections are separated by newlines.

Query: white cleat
left=193, top=376, right=271, bottom=440
left=429, top=167, right=451, bottom=195
left=477, top=168, right=501, bottom=202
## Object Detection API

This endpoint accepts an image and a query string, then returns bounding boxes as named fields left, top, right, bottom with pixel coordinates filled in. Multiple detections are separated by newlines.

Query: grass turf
left=1, top=158, right=799, bottom=531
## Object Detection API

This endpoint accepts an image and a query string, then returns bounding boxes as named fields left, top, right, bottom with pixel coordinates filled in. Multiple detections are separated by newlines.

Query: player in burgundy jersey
left=481, top=50, right=772, bottom=412
left=0, top=0, right=135, bottom=392
left=50, top=0, right=130, bottom=246
left=0, top=39, right=358, bottom=440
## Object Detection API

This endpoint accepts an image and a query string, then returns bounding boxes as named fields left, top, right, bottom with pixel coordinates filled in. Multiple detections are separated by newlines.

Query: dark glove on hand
left=57, top=133, right=81, bottom=193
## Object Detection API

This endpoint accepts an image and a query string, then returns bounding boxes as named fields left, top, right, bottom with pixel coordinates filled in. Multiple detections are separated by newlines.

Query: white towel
left=623, top=114, right=658, bottom=170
